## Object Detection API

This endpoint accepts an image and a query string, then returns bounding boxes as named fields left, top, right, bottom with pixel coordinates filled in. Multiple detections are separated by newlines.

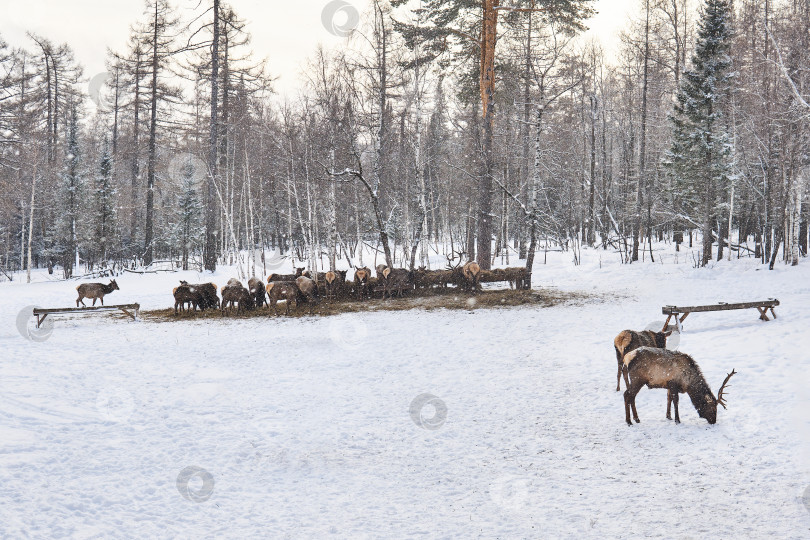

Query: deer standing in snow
left=76, top=280, right=119, bottom=307
left=622, top=347, right=736, bottom=426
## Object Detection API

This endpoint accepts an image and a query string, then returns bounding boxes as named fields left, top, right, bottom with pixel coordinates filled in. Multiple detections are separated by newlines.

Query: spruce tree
left=94, top=140, right=116, bottom=266
left=664, top=0, right=734, bottom=266
left=176, top=160, right=202, bottom=271
left=53, top=107, right=83, bottom=278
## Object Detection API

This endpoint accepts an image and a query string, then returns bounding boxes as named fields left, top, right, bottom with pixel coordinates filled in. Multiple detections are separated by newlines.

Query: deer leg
left=666, top=390, right=672, bottom=420
left=624, top=389, right=634, bottom=426
left=667, top=384, right=681, bottom=424
left=616, top=361, right=623, bottom=392
left=92, top=298, right=98, bottom=306
left=100, top=297, right=104, bottom=306
left=624, top=381, right=643, bottom=426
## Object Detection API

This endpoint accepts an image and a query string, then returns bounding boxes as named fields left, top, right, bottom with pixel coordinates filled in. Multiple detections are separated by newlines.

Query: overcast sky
left=0, top=0, right=634, bottom=100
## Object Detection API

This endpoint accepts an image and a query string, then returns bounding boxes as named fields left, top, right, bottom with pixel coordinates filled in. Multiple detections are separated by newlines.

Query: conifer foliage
left=665, top=0, right=734, bottom=266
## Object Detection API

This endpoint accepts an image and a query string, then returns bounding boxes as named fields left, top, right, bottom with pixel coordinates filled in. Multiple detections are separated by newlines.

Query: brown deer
left=462, top=261, right=481, bottom=291
left=247, top=277, right=267, bottom=308
left=613, top=329, right=675, bottom=392
left=303, top=270, right=328, bottom=283
left=354, top=266, right=371, bottom=299
left=324, top=270, right=348, bottom=302
left=295, top=276, right=320, bottom=314
left=477, top=268, right=501, bottom=284
left=414, top=267, right=453, bottom=290
left=381, top=267, right=413, bottom=299
left=179, top=281, right=219, bottom=310
left=173, top=285, right=198, bottom=314
left=503, top=267, right=528, bottom=289
left=220, top=282, right=254, bottom=315
left=268, top=268, right=305, bottom=283
left=266, top=281, right=299, bottom=315
left=623, top=347, right=736, bottom=426
left=76, top=280, right=119, bottom=307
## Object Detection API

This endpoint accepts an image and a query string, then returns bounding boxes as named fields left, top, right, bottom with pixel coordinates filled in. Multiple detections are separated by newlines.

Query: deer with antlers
left=622, top=347, right=736, bottom=426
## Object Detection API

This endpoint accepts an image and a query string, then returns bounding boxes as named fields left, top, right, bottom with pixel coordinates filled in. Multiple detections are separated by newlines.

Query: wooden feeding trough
left=661, top=299, right=779, bottom=332
left=32, top=304, right=140, bottom=328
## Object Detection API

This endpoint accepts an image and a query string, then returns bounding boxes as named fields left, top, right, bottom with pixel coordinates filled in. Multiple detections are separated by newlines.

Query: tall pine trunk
left=204, top=0, right=220, bottom=272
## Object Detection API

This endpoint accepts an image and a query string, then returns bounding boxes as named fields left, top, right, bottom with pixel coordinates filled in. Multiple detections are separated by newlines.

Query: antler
left=716, top=369, right=737, bottom=409
left=445, top=250, right=464, bottom=270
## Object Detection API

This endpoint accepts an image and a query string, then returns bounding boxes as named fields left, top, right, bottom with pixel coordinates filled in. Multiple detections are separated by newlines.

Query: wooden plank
left=662, top=299, right=779, bottom=314
left=33, top=304, right=140, bottom=316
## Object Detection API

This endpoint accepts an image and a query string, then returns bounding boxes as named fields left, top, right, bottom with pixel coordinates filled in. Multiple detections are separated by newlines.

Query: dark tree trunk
left=143, top=3, right=159, bottom=266
left=204, top=0, right=220, bottom=272
left=476, top=0, right=498, bottom=270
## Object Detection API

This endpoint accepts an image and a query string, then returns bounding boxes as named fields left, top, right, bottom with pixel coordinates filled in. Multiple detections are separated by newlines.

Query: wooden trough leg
left=756, top=306, right=770, bottom=321
left=662, top=314, right=673, bottom=332
left=770, top=307, right=777, bottom=319
left=119, top=307, right=136, bottom=321
left=675, top=312, right=688, bottom=332
left=36, top=313, right=47, bottom=329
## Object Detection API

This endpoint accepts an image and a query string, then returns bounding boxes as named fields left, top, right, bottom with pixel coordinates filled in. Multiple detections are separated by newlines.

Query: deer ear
left=663, top=329, right=673, bottom=337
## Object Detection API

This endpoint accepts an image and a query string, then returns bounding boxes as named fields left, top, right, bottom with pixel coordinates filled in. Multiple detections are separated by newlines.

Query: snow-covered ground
left=1, top=245, right=810, bottom=538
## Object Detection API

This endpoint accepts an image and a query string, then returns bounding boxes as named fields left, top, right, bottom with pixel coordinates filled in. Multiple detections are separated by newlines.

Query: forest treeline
left=0, top=0, right=807, bottom=284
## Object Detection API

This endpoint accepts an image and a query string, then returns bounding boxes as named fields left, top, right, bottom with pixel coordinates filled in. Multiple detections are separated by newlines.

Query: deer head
left=697, top=369, right=736, bottom=424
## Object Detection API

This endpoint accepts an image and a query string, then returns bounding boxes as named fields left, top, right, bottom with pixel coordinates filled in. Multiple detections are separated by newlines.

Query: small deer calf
left=76, top=280, right=119, bottom=307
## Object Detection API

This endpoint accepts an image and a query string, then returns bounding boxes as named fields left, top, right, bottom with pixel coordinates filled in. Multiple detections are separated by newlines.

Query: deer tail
left=623, top=349, right=640, bottom=369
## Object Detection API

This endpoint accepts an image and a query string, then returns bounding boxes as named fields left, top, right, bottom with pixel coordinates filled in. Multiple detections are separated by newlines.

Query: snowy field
left=1, top=245, right=810, bottom=538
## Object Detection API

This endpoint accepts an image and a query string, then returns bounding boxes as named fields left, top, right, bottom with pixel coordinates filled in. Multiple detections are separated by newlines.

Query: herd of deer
left=72, top=277, right=739, bottom=427
left=613, top=328, right=736, bottom=426
left=170, top=261, right=531, bottom=316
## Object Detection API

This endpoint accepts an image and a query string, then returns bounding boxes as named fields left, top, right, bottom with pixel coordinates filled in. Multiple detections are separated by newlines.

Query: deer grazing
left=613, top=328, right=674, bottom=391
left=461, top=261, right=481, bottom=291
left=414, top=267, right=454, bottom=290
left=268, top=268, right=305, bottom=283
left=76, top=280, right=119, bottom=307
left=220, top=280, right=254, bottom=315
left=266, top=281, right=299, bottom=315
left=295, top=276, right=320, bottom=314
left=173, top=284, right=198, bottom=314
left=381, top=267, right=413, bottom=299
left=503, top=267, right=528, bottom=290
left=354, top=266, right=371, bottom=299
left=247, top=277, right=267, bottom=308
left=178, top=281, right=219, bottom=311
left=324, top=270, right=348, bottom=302
left=622, top=347, right=736, bottom=426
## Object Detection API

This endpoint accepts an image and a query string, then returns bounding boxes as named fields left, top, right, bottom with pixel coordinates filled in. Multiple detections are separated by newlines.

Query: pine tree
left=176, top=160, right=202, bottom=271
left=52, top=107, right=83, bottom=278
left=664, top=0, right=734, bottom=266
left=94, top=140, right=116, bottom=266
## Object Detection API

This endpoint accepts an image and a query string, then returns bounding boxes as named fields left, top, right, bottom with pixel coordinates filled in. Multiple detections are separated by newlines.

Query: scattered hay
left=139, top=287, right=600, bottom=323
